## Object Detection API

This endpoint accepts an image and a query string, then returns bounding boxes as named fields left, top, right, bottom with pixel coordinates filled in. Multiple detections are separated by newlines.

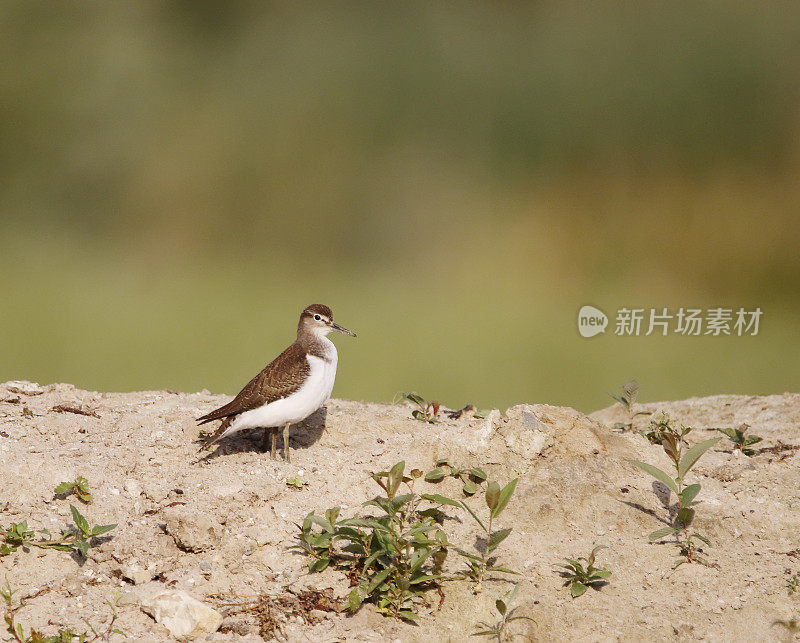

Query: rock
left=140, top=589, right=222, bottom=639
left=457, top=410, right=501, bottom=453
left=142, top=481, right=170, bottom=503
left=124, top=478, right=142, bottom=497
left=503, top=405, right=555, bottom=458
left=163, top=507, right=219, bottom=552
left=5, top=380, right=44, bottom=396
left=509, top=405, right=609, bottom=456
left=122, top=563, right=152, bottom=585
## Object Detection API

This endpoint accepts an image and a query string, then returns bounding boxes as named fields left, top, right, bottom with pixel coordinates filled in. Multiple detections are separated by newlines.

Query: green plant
left=627, top=419, right=719, bottom=569
left=555, top=546, right=611, bottom=598
left=716, top=423, right=762, bottom=456
left=472, top=583, right=534, bottom=641
left=53, top=477, right=92, bottom=504
left=787, top=571, right=799, bottom=596
left=1, top=506, right=116, bottom=558
left=292, top=462, right=454, bottom=621
left=424, top=459, right=487, bottom=495
left=285, top=474, right=308, bottom=490
left=2, top=580, right=122, bottom=642
left=394, top=392, right=441, bottom=424
left=456, top=478, right=519, bottom=590
left=609, top=380, right=651, bottom=431
left=643, top=413, right=692, bottom=446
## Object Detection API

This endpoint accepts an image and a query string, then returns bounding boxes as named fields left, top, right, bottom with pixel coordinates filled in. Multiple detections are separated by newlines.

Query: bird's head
left=298, top=304, right=357, bottom=339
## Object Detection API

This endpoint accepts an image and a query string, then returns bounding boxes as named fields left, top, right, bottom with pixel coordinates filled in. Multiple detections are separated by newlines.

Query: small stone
left=458, top=410, right=501, bottom=453
left=503, top=406, right=554, bottom=458
left=6, top=381, right=44, bottom=396
left=123, top=478, right=142, bottom=498
left=121, top=564, right=152, bottom=585
left=163, top=507, right=219, bottom=552
left=142, top=482, right=169, bottom=503
left=140, top=589, right=222, bottom=639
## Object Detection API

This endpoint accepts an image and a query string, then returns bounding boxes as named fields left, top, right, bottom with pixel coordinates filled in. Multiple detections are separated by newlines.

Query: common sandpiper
left=197, top=304, right=356, bottom=461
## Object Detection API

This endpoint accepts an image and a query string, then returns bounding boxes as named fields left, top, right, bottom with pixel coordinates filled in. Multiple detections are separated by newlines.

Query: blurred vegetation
left=1, top=2, right=798, bottom=411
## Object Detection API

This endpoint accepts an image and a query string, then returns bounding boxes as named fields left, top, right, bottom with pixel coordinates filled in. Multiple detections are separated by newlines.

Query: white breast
left=226, top=340, right=338, bottom=437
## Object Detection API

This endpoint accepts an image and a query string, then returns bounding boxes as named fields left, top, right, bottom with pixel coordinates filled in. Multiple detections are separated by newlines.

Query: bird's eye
left=314, top=314, right=321, bottom=320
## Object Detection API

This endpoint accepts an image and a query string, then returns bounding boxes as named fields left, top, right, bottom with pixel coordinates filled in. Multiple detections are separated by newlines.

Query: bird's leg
left=283, top=423, right=291, bottom=462
left=271, top=430, right=277, bottom=459
left=261, top=427, right=272, bottom=451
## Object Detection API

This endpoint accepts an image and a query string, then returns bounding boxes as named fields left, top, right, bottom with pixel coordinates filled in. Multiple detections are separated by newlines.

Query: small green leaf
left=54, top=482, right=73, bottom=495
left=347, top=587, right=364, bottom=611
left=495, top=599, right=507, bottom=616
left=491, top=478, right=518, bottom=519
left=73, top=540, right=90, bottom=557
left=454, top=547, right=483, bottom=562
left=70, top=505, right=90, bottom=537
left=338, top=518, right=392, bottom=532
left=424, top=468, right=447, bottom=482
left=306, top=514, right=334, bottom=534
left=678, top=438, right=720, bottom=479
left=627, top=460, right=679, bottom=496
left=690, top=533, right=712, bottom=546
left=485, top=481, right=501, bottom=512
left=570, top=582, right=588, bottom=598
left=364, top=567, right=393, bottom=596
left=716, top=428, right=737, bottom=440
left=91, top=524, right=117, bottom=537
left=487, top=528, right=512, bottom=552
left=421, top=493, right=461, bottom=507
left=325, top=507, right=341, bottom=526
left=387, top=461, right=405, bottom=498
left=470, top=468, right=487, bottom=481
left=679, top=483, right=701, bottom=506
left=462, top=480, right=478, bottom=495
left=648, top=526, right=678, bottom=541
left=678, top=505, right=696, bottom=525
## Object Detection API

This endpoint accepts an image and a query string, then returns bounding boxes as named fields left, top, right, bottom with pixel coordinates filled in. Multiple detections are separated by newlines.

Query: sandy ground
left=1, top=380, right=799, bottom=641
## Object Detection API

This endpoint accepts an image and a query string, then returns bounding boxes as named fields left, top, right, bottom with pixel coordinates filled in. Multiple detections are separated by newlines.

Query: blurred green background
left=1, top=2, right=798, bottom=413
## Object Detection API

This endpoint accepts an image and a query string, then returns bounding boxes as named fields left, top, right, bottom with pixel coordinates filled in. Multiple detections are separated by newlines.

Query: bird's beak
left=330, top=322, right=357, bottom=337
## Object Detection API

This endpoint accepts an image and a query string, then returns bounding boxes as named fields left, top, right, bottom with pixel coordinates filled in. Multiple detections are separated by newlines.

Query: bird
left=197, top=304, right=356, bottom=461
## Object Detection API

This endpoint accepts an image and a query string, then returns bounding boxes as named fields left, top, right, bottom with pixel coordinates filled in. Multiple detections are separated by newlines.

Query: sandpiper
left=197, top=304, right=356, bottom=461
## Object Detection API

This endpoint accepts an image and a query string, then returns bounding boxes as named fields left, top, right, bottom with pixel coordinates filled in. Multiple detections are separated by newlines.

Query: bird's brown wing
left=197, top=341, right=311, bottom=425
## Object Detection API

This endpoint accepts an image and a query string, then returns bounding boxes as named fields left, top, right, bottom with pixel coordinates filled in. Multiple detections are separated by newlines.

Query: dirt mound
left=1, top=381, right=798, bottom=641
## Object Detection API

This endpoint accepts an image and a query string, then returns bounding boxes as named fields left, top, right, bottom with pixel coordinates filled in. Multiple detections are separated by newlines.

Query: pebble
left=123, top=478, right=142, bottom=498
left=140, top=589, right=223, bottom=639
